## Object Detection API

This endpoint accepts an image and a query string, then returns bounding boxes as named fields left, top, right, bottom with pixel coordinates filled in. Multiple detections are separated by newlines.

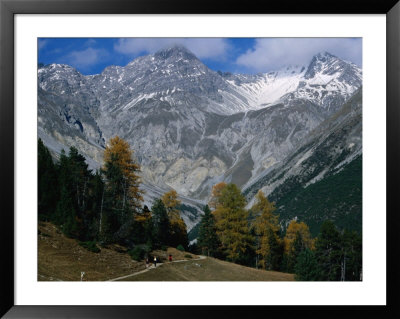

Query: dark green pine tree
left=285, top=231, right=307, bottom=273
left=294, top=249, right=320, bottom=281
left=54, top=149, right=79, bottom=237
left=169, top=220, right=189, bottom=249
left=85, top=170, right=105, bottom=241
left=68, top=147, right=92, bottom=239
left=197, top=205, right=220, bottom=257
left=38, top=138, right=59, bottom=221
left=56, top=185, right=79, bottom=238
left=39, top=141, right=105, bottom=242
left=55, top=147, right=94, bottom=240
left=68, top=147, right=91, bottom=213
left=151, top=199, right=170, bottom=248
left=265, top=227, right=283, bottom=271
left=100, top=154, right=126, bottom=244
left=315, top=220, right=342, bottom=281
left=54, top=150, right=73, bottom=225
left=341, top=229, right=362, bottom=281
left=142, top=205, right=155, bottom=247
left=130, top=205, right=153, bottom=247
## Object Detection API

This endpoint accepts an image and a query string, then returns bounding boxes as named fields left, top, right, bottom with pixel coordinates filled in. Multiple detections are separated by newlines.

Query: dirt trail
left=108, top=255, right=206, bottom=281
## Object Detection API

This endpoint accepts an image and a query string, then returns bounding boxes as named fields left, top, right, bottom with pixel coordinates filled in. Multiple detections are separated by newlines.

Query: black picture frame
left=1, top=0, right=399, bottom=318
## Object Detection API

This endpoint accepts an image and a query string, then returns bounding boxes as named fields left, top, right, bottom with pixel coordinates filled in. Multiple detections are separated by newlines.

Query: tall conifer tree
left=38, top=138, right=58, bottom=221
left=213, top=183, right=252, bottom=263
left=294, top=249, right=320, bottom=281
left=101, top=136, right=143, bottom=244
left=151, top=199, right=170, bottom=248
left=283, top=220, right=314, bottom=272
left=197, top=205, right=220, bottom=257
left=315, top=220, right=342, bottom=280
left=162, top=189, right=188, bottom=248
left=251, top=191, right=282, bottom=270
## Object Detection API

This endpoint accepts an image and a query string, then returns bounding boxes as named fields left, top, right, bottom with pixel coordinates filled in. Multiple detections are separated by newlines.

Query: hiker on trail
left=169, top=254, right=172, bottom=262
left=153, top=256, right=157, bottom=267
left=145, top=257, right=149, bottom=268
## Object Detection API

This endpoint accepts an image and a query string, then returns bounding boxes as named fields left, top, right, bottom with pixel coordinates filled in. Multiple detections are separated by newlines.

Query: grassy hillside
left=38, top=222, right=145, bottom=281
left=119, top=257, right=294, bottom=281
left=38, top=221, right=294, bottom=281
left=38, top=222, right=197, bottom=281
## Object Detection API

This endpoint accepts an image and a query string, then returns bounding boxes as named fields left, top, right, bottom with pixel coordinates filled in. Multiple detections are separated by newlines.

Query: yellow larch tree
left=283, top=220, right=314, bottom=273
left=161, top=189, right=188, bottom=247
left=251, top=190, right=282, bottom=270
left=283, top=220, right=314, bottom=254
left=208, top=182, right=227, bottom=210
left=161, top=189, right=181, bottom=219
left=213, top=183, right=252, bottom=263
left=103, top=136, right=143, bottom=212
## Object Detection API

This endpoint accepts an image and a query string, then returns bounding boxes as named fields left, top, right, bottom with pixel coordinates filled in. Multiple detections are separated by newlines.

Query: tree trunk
left=99, top=185, right=105, bottom=235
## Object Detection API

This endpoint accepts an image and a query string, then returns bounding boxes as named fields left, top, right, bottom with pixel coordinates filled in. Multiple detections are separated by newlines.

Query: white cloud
left=38, top=39, right=48, bottom=50
left=84, top=39, right=97, bottom=47
left=236, top=38, right=362, bottom=72
left=114, top=38, right=230, bottom=60
left=65, top=47, right=108, bottom=70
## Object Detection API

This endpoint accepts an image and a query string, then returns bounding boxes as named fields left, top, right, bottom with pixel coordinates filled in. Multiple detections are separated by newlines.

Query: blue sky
left=38, top=38, right=362, bottom=75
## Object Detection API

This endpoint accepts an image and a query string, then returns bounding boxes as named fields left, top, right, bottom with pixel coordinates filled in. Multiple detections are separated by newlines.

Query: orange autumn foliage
left=208, top=182, right=227, bottom=210
left=103, top=136, right=143, bottom=210
left=283, top=220, right=314, bottom=254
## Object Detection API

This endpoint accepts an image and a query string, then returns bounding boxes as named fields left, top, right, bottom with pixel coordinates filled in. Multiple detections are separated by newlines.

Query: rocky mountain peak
left=304, top=51, right=341, bottom=79
left=153, top=44, right=199, bottom=62
left=302, top=51, right=361, bottom=89
left=39, top=63, right=81, bottom=76
left=315, top=51, right=336, bottom=60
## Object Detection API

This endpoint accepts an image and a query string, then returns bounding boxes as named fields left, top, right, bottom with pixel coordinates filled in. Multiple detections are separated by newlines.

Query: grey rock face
left=38, top=46, right=362, bottom=228
left=244, top=87, right=362, bottom=208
